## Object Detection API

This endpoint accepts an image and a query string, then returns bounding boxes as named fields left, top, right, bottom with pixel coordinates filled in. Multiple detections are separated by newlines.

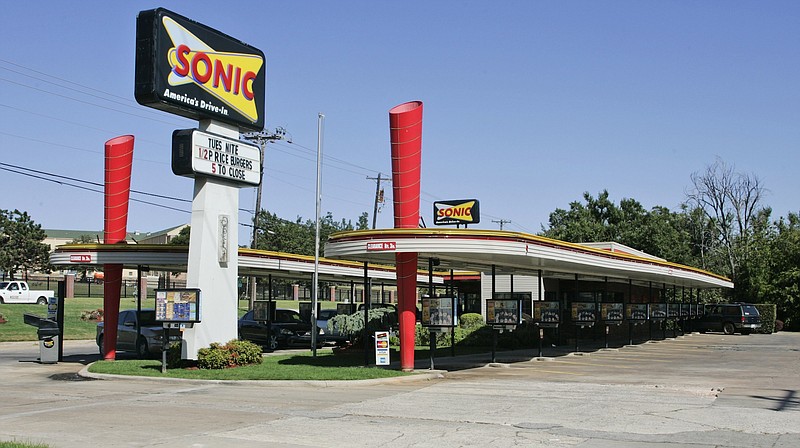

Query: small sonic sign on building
left=134, top=8, right=266, bottom=131
left=433, top=199, right=480, bottom=226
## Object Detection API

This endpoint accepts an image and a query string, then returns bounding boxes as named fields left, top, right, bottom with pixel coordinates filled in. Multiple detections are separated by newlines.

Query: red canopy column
left=102, top=135, right=134, bottom=360
left=389, top=101, right=422, bottom=371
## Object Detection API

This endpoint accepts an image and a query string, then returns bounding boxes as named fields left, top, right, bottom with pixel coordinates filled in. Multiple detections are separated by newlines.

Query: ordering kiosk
left=600, top=303, right=624, bottom=349
left=421, top=296, right=458, bottom=370
left=485, top=298, right=522, bottom=363
left=154, top=288, right=201, bottom=372
left=533, top=301, right=560, bottom=357
left=571, top=302, right=597, bottom=353
left=625, top=304, right=649, bottom=345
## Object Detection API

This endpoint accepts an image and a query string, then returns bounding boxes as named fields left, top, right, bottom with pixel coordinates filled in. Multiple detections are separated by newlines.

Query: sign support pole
left=182, top=120, right=241, bottom=359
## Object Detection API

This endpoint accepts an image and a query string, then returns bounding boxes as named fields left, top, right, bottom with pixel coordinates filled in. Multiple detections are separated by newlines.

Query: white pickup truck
left=0, top=281, right=54, bottom=304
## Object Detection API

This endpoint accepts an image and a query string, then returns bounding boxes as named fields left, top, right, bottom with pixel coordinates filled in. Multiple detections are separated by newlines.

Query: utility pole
left=366, top=173, right=388, bottom=229
left=492, top=219, right=511, bottom=230
left=240, top=127, right=288, bottom=309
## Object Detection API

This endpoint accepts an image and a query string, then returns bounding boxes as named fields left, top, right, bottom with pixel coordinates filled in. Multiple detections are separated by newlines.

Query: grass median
left=88, top=350, right=413, bottom=380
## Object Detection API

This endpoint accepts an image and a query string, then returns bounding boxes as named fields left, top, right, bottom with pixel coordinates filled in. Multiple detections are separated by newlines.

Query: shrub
left=197, top=343, right=231, bottom=369
left=459, top=313, right=484, bottom=330
left=754, top=303, right=777, bottom=334
left=197, top=340, right=263, bottom=369
left=225, top=339, right=263, bottom=366
left=166, top=342, right=184, bottom=369
left=328, top=307, right=397, bottom=344
left=775, top=320, right=784, bottom=332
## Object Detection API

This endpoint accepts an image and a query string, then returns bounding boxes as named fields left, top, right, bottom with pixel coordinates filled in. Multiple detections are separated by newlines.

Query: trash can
left=38, top=327, right=60, bottom=364
left=23, top=313, right=60, bottom=364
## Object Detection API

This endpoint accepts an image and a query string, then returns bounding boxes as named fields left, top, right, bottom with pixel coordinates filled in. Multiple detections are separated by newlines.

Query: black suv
left=695, top=303, right=761, bottom=335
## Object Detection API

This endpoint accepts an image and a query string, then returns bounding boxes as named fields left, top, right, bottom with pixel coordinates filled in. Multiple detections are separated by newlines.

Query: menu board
left=650, top=303, right=667, bottom=320
left=421, top=297, right=457, bottom=327
left=626, top=304, right=649, bottom=321
left=486, top=299, right=521, bottom=325
left=571, top=302, right=597, bottom=324
left=534, top=301, right=560, bottom=324
left=601, top=303, right=624, bottom=321
left=668, top=303, right=680, bottom=318
left=155, top=289, right=200, bottom=322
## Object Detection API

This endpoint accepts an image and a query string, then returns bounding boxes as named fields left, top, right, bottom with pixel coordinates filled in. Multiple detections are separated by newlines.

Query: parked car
left=238, top=308, right=321, bottom=350
left=317, top=308, right=349, bottom=345
left=96, top=309, right=180, bottom=357
left=695, top=303, right=761, bottom=335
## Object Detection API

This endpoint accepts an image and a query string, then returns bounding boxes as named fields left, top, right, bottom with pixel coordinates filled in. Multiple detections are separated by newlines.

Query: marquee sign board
left=135, top=8, right=266, bottom=131
left=172, top=129, right=261, bottom=185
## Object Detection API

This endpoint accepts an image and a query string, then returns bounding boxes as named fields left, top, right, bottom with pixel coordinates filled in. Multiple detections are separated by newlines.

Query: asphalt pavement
left=0, top=332, right=798, bottom=447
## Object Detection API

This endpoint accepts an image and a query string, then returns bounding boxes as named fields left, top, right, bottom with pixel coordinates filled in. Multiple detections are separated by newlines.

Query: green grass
left=0, top=298, right=329, bottom=342
left=0, top=441, right=49, bottom=448
left=88, top=350, right=412, bottom=380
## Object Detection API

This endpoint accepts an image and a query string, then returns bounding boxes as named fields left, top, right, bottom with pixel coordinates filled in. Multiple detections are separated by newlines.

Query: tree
left=541, top=191, right=702, bottom=267
left=0, top=209, right=51, bottom=279
left=169, top=226, right=191, bottom=245
left=252, top=210, right=366, bottom=255
left=686, top=158, right=766, bottom=286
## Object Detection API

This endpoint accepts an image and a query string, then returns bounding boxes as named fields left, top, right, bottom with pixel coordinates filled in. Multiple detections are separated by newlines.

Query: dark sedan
left=96, top=309, right=180, bottom=357
left=238, top=308, right=320, bottom=350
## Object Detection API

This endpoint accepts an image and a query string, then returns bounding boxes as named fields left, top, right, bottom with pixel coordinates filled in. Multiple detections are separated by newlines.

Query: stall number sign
left=172, top=129, right=261, bottom=186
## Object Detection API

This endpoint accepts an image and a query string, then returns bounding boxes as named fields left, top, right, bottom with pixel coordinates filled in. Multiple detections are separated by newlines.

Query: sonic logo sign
left=433, top=199, right=480, bottom=225
left=135, top=8, right=266, bottom=131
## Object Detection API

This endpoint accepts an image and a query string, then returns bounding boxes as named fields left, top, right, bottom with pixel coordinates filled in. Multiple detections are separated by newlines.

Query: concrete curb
left=78, top=362, right=445, bottom=387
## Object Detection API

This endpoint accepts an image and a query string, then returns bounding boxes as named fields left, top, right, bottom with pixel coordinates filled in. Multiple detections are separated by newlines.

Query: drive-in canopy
left=323, top=229, right=733, bottom=289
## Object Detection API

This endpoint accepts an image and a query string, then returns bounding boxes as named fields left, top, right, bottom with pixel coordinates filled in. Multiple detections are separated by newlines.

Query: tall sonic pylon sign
left=389, top=101, right=423, bottom=371
left=102, top=135, right=134, bottom=360
left=135, top=8, right=266, bottom=359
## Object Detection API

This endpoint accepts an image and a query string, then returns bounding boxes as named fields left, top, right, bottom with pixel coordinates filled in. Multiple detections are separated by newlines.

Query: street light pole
left=312, top=113, right=324, bottom=357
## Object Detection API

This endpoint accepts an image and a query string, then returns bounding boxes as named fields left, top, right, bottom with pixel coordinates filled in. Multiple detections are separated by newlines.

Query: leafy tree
left=252, top=210, right=366, bottom=256
left=749, top=212, right=800, bottom=328
left=357, top=212, right=369, bottom=230
left=0, top=209, right=51, bottom=279
left=169, top=225, right=191, bottom=245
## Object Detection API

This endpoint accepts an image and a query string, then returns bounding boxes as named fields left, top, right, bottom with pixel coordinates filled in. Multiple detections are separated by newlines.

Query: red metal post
left=102, top=135, right=134, bottom=360
left=389, top=101, right=423, bottom=371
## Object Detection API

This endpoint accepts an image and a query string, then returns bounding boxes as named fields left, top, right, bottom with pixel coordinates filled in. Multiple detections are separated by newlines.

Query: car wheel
left=722, top=322, right=735, bottom=335
left=135, top=337, right=149, bottom=358
left=268, top=335, right=279, bottom=351
left=36, top=297, right=47, bottom=305
left=0, top=297, right=5, bottom=304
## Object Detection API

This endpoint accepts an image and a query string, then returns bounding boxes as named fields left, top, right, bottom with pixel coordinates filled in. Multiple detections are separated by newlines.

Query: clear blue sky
left=1, top=1, right=797, bottom=245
